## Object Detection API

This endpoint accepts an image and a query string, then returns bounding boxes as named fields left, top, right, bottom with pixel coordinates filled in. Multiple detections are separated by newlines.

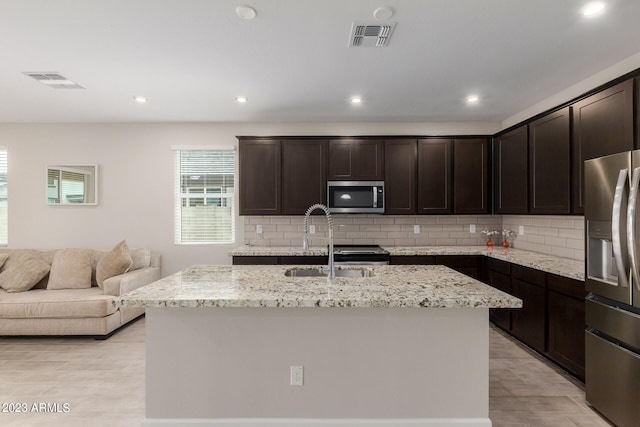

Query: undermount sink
left=284, top=267, right=375, bottom=278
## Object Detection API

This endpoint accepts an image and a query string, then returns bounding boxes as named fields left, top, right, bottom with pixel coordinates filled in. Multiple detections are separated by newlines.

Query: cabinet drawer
left=487, top=258, right=511, bottom=275
left=512, top=264, right=545, bottom=287
left=279, top=256, right=327, bottom=265
left=232, top=256, right=279, bottom=265
left=547, top=274, right=586, bottom=300
left=435, top=255, right=481, bottom=267
left=389, top=255, right=436, bottom=265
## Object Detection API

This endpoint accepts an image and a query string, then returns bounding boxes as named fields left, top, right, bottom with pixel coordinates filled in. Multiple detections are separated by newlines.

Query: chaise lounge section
left=0, top=243, right=161, bottom=338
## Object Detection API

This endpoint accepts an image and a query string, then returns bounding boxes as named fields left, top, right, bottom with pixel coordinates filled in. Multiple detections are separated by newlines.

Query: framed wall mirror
left=47, top=165, right=98, bottom=205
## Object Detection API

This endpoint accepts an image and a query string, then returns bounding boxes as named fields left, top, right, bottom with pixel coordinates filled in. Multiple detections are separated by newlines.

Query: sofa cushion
left=0, top=251, right=51, bottom=293
left=96, top=240, right=133, bottom=288
left=0, top=287, right=117, bottom=319
left=47, top=249, right=94, bottom=290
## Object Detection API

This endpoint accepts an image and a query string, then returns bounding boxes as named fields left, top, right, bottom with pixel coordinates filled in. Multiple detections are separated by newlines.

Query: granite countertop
left=228, top=245, right=585, bottom=281
left=114, top=264, right=522, bottom=309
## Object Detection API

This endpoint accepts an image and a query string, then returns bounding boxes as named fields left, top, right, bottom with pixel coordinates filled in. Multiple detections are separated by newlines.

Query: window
left=174, top=149, right=235, bottom=244
left=0, top=149, right=6, bottom=245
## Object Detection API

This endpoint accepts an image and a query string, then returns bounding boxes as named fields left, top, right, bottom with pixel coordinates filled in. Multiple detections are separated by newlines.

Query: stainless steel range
left=332, top=244, right=390, bottom=265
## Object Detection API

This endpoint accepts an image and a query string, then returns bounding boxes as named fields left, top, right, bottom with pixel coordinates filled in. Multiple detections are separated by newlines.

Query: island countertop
left=114, top=264, right=522, bottom=309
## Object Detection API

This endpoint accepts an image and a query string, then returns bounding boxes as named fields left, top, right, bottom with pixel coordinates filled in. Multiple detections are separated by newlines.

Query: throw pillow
left=129, top=248, right=151, bottom=270
left=0, top=253, right=9, bottom=269
left=47, top=249, right=94, bottom=290
left=0, top=251, right=51, bottom=293
left=96, top=240, right=133, bottom=288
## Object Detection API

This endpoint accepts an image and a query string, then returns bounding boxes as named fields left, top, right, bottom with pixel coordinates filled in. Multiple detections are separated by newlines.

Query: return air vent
left=23, top=72, right=85, bottom=89
left=349, top=22, right=396, bottom=47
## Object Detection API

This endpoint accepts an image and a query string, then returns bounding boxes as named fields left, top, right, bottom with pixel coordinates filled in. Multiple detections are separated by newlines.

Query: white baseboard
left=144, top=418, right=492, bottom=427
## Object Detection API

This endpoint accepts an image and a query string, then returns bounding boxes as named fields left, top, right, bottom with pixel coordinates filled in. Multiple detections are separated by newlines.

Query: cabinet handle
left=612, top=168, right=630, bottom=289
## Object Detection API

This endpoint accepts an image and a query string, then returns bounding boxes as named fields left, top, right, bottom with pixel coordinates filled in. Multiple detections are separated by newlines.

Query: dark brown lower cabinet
left=510, top=266, right=546, bottom=354
left=546, top=274, right=586, bottom=380
left=389, top=255, right=436, bottom=265
left=232, top=256, right=279, bottom=265
left=486, top=258, right=512, bottom=331
left=232, top=256, right=326, bottom=265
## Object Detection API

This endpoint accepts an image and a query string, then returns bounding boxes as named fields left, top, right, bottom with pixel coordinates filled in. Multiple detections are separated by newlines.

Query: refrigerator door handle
left=613, top=168, right=630, bottom=289
left=629, top=167, right=640, bottom=290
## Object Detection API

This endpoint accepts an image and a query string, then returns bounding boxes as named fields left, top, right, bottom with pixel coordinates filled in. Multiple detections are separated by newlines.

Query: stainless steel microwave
left=327, top=181, right=384, bottom=213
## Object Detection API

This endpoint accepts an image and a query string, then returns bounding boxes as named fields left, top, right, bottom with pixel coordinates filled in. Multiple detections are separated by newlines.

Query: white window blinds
left=174, top=149, right=235, bottom=244
left=0, top=149, right=6, bottom=245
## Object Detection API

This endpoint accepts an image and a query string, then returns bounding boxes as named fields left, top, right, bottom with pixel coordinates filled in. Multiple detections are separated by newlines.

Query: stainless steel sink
left=284, top=267, right=375, bottom=278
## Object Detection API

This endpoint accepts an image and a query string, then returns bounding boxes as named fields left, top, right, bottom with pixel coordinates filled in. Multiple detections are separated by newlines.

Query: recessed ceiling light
left=373, top=6, right=394, bottom=20
left=133, top=96, right=147, bottom=103
left=581, top=2, right=605, bottom=16
left=350, top=96, right=362, bottom=104
left=236, top=5, right=256, bottom=20
left=466, top=95, right=479, bottom=104
left=236, top=96, right=248, bottom=103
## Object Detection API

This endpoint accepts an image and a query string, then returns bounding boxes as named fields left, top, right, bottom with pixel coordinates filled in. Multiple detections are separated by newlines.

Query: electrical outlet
left=519, top=225, right=524, bottom=235
left=290, top=365, right=303, bottom=386
left=414, top=224, right=420, bottom=234
left=256, top=224, right=263, bottom=234
left=469, top=224, right=476, bottom=233
left=310, top=225, right=316, bottom=234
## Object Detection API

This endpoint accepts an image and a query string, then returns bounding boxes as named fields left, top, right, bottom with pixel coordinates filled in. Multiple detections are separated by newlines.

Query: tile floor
left=0, top=318, right=612, bottom=426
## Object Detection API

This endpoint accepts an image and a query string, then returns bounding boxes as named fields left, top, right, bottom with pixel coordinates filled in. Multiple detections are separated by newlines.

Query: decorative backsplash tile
left=243, top=214, right=585, bottom=261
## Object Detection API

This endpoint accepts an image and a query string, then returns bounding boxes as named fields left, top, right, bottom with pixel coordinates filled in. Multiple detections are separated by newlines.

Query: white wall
left=0, top=121, right=499, bottom=275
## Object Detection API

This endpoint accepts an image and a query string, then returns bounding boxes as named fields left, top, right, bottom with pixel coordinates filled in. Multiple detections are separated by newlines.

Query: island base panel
left=145, top=307, right=490, bottom=425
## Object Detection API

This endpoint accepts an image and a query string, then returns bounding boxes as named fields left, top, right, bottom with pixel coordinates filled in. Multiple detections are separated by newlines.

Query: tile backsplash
left=502, top=215, right=585, bottom=261
left=243, top=214, right=586, bottom=261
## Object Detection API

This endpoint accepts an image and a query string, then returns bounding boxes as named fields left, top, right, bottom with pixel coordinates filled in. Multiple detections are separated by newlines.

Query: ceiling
left=2, top=0, right=640, bottom=123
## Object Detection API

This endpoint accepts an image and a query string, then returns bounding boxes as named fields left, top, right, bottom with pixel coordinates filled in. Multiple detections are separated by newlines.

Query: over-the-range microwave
left=327, top=181, right=384, bottom=213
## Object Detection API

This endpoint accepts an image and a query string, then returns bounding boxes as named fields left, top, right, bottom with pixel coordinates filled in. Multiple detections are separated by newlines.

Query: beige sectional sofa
left=0, top=244, right=161, bottom=338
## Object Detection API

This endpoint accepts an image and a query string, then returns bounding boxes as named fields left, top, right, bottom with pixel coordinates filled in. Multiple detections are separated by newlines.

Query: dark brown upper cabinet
left=453, top=138, right=490, bottom=214
left=529, top=107, right=571, bottom=214
left=328, top=138, right=384, bottom=180
left=417, top=139, right=452, bottom=214
left=282, top=139, right=328, bottom=215
left=572, top=78, right=635, bottom=213
left=239, top=139, right=281, bottom=215
left=385, top=139, right=417, bottom=214
left=494, top=125, right=528, bottom=214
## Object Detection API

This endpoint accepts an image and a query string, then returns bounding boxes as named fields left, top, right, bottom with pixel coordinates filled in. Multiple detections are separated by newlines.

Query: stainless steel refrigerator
left=585, top=151, right=640, bottom=427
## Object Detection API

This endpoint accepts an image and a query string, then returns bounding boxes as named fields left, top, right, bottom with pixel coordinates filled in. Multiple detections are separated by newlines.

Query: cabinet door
left=328, top=139, right=384, bottom=180
left=239, top=139, right=281, bottom=215
left=548, top=291, right=585, bottom=380
left=282, top=140, right=328, bottom=215
left=417, top=139, right=452, bottom=214
left=511, top=277, right=546, bottom=353
left=385, top=139, right=417, bottom=214
left=572, top=79, right=635, bottom=213
left=546, top=274, right=586, bottom=380
left=494, top=125, right=528, bottom=214
left=488, top=269, right=512, bottom=331
left=435, top=255, right=483, bottom=280
left=453, top=139, right=489, bottom=214
left=529, top=108, right=571, bottom=214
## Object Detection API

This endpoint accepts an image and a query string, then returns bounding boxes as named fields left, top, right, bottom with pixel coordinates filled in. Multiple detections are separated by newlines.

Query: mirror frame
left=46, top=164, right=99, bottom=206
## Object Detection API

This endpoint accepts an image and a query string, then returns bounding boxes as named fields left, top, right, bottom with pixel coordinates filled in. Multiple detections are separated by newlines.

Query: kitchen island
left=116, top=264, right=522, bottom=427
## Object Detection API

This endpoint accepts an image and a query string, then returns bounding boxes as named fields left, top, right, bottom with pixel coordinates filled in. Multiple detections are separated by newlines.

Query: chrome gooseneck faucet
left=303, top=203, right=334, bottom=279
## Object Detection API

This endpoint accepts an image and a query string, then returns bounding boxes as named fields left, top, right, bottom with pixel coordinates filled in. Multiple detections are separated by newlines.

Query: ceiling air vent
left=349, top=22, right=396, bottom=47
left=23, top=72, right=85, bottom=89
